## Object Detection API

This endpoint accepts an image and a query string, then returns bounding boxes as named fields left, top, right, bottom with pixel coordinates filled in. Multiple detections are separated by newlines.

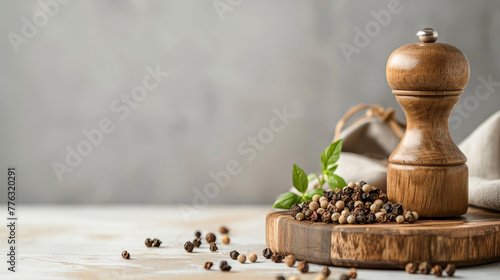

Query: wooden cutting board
left=266, top=207, right=500, bottom=268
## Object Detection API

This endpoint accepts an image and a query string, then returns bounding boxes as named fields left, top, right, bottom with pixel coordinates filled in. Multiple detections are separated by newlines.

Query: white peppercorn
left=309, top=202, right=319, bottom=211
left=339, top=215, right=347, bottom=224
left=312, top=194, right=321, bottom=203
left=335, top=200, right=345, bottom=211
left=317, top=208, right=325, bottom=215
left=347, top=215, right=356, bottom=224
left=362, top=184, right=372, bottom=193
left=412, top=211, right=419, bottom=220
left=248, top=253, right=257, bottom=262
left=296, top=213, right=305, bottom=221
left=238, top=254, right=246, bottom=263
left=341, top=209, right=350, bottom=216
left=319, top=196, right=328, bottom=203
left=396, top=215, right=405, bottom=224
left=320, top=200, right=329, bottom=209
left=331, top=212, right=340, bottom=222
left=370, top=204, right=380, bottom=213
left=348, top=182, right=356, bottom=188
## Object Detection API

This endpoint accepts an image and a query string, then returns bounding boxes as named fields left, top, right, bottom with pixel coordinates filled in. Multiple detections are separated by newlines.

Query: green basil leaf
left=292, top=164, right=308, bottom=194
left=272, top=192, right=301, bottom=209
left=327, top=164, right=338, bottom=173
left=307, top=173, right=319, bottom=182
left=321, top=140, right=343, bottom=171
left=327, top=173, right=347, bottom=189
left=305, top=188, right=324, bottom=200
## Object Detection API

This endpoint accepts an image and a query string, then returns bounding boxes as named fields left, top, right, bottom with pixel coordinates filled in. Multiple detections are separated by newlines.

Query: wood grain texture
left=386, top=35, right=470, bottom=217
left=386, top=43, right=469, bottom=91
left=266, top=207, right=500, bottom=269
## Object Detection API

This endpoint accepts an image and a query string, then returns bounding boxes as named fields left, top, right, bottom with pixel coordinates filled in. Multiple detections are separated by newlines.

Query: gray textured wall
left=1, top=0, right=499, bottom=205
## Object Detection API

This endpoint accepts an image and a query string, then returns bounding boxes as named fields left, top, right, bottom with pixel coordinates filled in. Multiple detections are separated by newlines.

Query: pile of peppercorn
left=290, top=181, right=419, bottom=224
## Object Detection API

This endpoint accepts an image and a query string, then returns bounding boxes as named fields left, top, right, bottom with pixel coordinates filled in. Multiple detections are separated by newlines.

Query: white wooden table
left=0, top=206, right=499, bottom=279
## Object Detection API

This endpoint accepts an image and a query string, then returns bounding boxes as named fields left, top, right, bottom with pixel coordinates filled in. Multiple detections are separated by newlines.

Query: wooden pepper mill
left=386, top=28, right=469, bottom=217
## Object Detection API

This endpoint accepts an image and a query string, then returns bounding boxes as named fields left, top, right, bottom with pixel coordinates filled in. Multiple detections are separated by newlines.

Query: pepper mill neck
left=386, top=28, right=470, bottom=94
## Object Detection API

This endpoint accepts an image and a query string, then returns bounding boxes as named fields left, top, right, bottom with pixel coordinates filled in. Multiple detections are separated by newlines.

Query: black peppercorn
left=145, top=238, right=153, bottom=247
left=219, top=226, right=229, bottom=234
left=209, top=242, right=218, bottom=252
left=333, top=193, right=341, bottom=201
left=383, top=203, right=392, bottom=212
left=405, top=262, right=417, bottom=274
left=271, top=252, right=283, bottom=263
left=121, top=250, right=130, bottom=259
left=230, top=250, right=240, bottom=260
left=276, top=276, right=285, bottom=280
left=392, top=203, right=403, bottom=215
left=324, top=189, right=335, bottom=200
left=184, top=241, right=194, bottom=252
left=347, top=200, right=355, bottom=211
left=152, top=238, right=162, bottom=247
left=351, top=192, right=361, bottom=201
left=431, top=264, right=443, bottom=276
left=387, top=213, right=397, bottom=221
left=343, top=186, right=354, bottom=195
left=366, top=212, right=375, bottom=224
left=204, top=261, right=213, bottom=270
left=322, top=211, right=332, bottom=223
left=206, top=233, right=216, bottom=243
left=195, top=231, right=201, bottom=238
left=418, top=261, right=431, bottom=274
left=290, top=204, right=302, bottom=218
left=356, top=214, right=366, bottom=224
left=444, top=263, right=456, bottom=276
left=193, top=238, right=202, bottom=248
left=359, top=180, right=367, bottom=186
left=361, top=192, right=371, bottom=202
left=263, top=248, right=273, bottom=259
left=304, top=209, right=313, bottom=219
left=297, top=261, right=309, bottom=273
left=322, top=266, right=331, bottom=277
left=220, top=260, right=231, bottom=271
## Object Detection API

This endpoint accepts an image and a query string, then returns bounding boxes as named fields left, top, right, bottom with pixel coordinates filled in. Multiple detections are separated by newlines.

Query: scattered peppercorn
left=263, top=248, right=273, bottom=259
left=271, top=252, right=283, bottom=263
left=219, top=226, right=229, bottom=234
left=297, top=260, right=309, bottom=273
left=322, top=266, right=330, bottom=277
left=418, top=261, right=431, bottom=274
left=206, top=233, right=216, bottom=243
left=340, top=274, right=350, bottom=280
left=195, top=231, right=201, bottom=238
left=349, top=267, right=357, bottom=279
left=405, top=262, right=418, bottom=274
left=220, top=260, right=231, bottom=271
left=230, top=250, right=240, bottom=260
left=238, top=254, right=246, bottom=263
left=193, top=238, right=202, bottom=248
left=184, top=241, right=194, bottom=252
left=209, top=242, right=218, bottom=252
left=204, top=261, right=213, bottom=270
left=152, top=238, right=162, bottom=247
left=145, top=238, right=153, bottom=247
left=444, top=263, right=456, bottom=276
left=431, top=264, right=443, bottom=277
left=315, top=275, right=326, bottom=280
left=222, top=234, right=230, bottom=244
left=249, top=253, right=258, bottom=262
left=121, top=250, right=130, bottom=259
left=285, top=254, right=296, bottom=267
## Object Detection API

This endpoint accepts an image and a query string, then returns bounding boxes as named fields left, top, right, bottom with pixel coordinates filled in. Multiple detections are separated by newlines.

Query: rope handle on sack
left=333, top=104, right=406, bottom=142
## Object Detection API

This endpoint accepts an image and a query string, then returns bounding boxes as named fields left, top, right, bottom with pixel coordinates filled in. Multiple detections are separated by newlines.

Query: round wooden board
left=266, top=207, right=500, bottom=269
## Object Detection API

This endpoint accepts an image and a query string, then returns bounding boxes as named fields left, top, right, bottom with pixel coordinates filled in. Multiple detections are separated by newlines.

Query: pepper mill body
left=386, top=28, right=469, bottom=217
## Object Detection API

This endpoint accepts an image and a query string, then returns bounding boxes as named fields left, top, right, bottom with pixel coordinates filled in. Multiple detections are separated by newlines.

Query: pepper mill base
left=387, top=163, right=468, bottom=217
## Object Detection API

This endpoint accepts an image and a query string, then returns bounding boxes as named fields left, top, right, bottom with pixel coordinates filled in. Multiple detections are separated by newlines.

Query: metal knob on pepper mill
left=386, top=28, right=469, bottom=217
